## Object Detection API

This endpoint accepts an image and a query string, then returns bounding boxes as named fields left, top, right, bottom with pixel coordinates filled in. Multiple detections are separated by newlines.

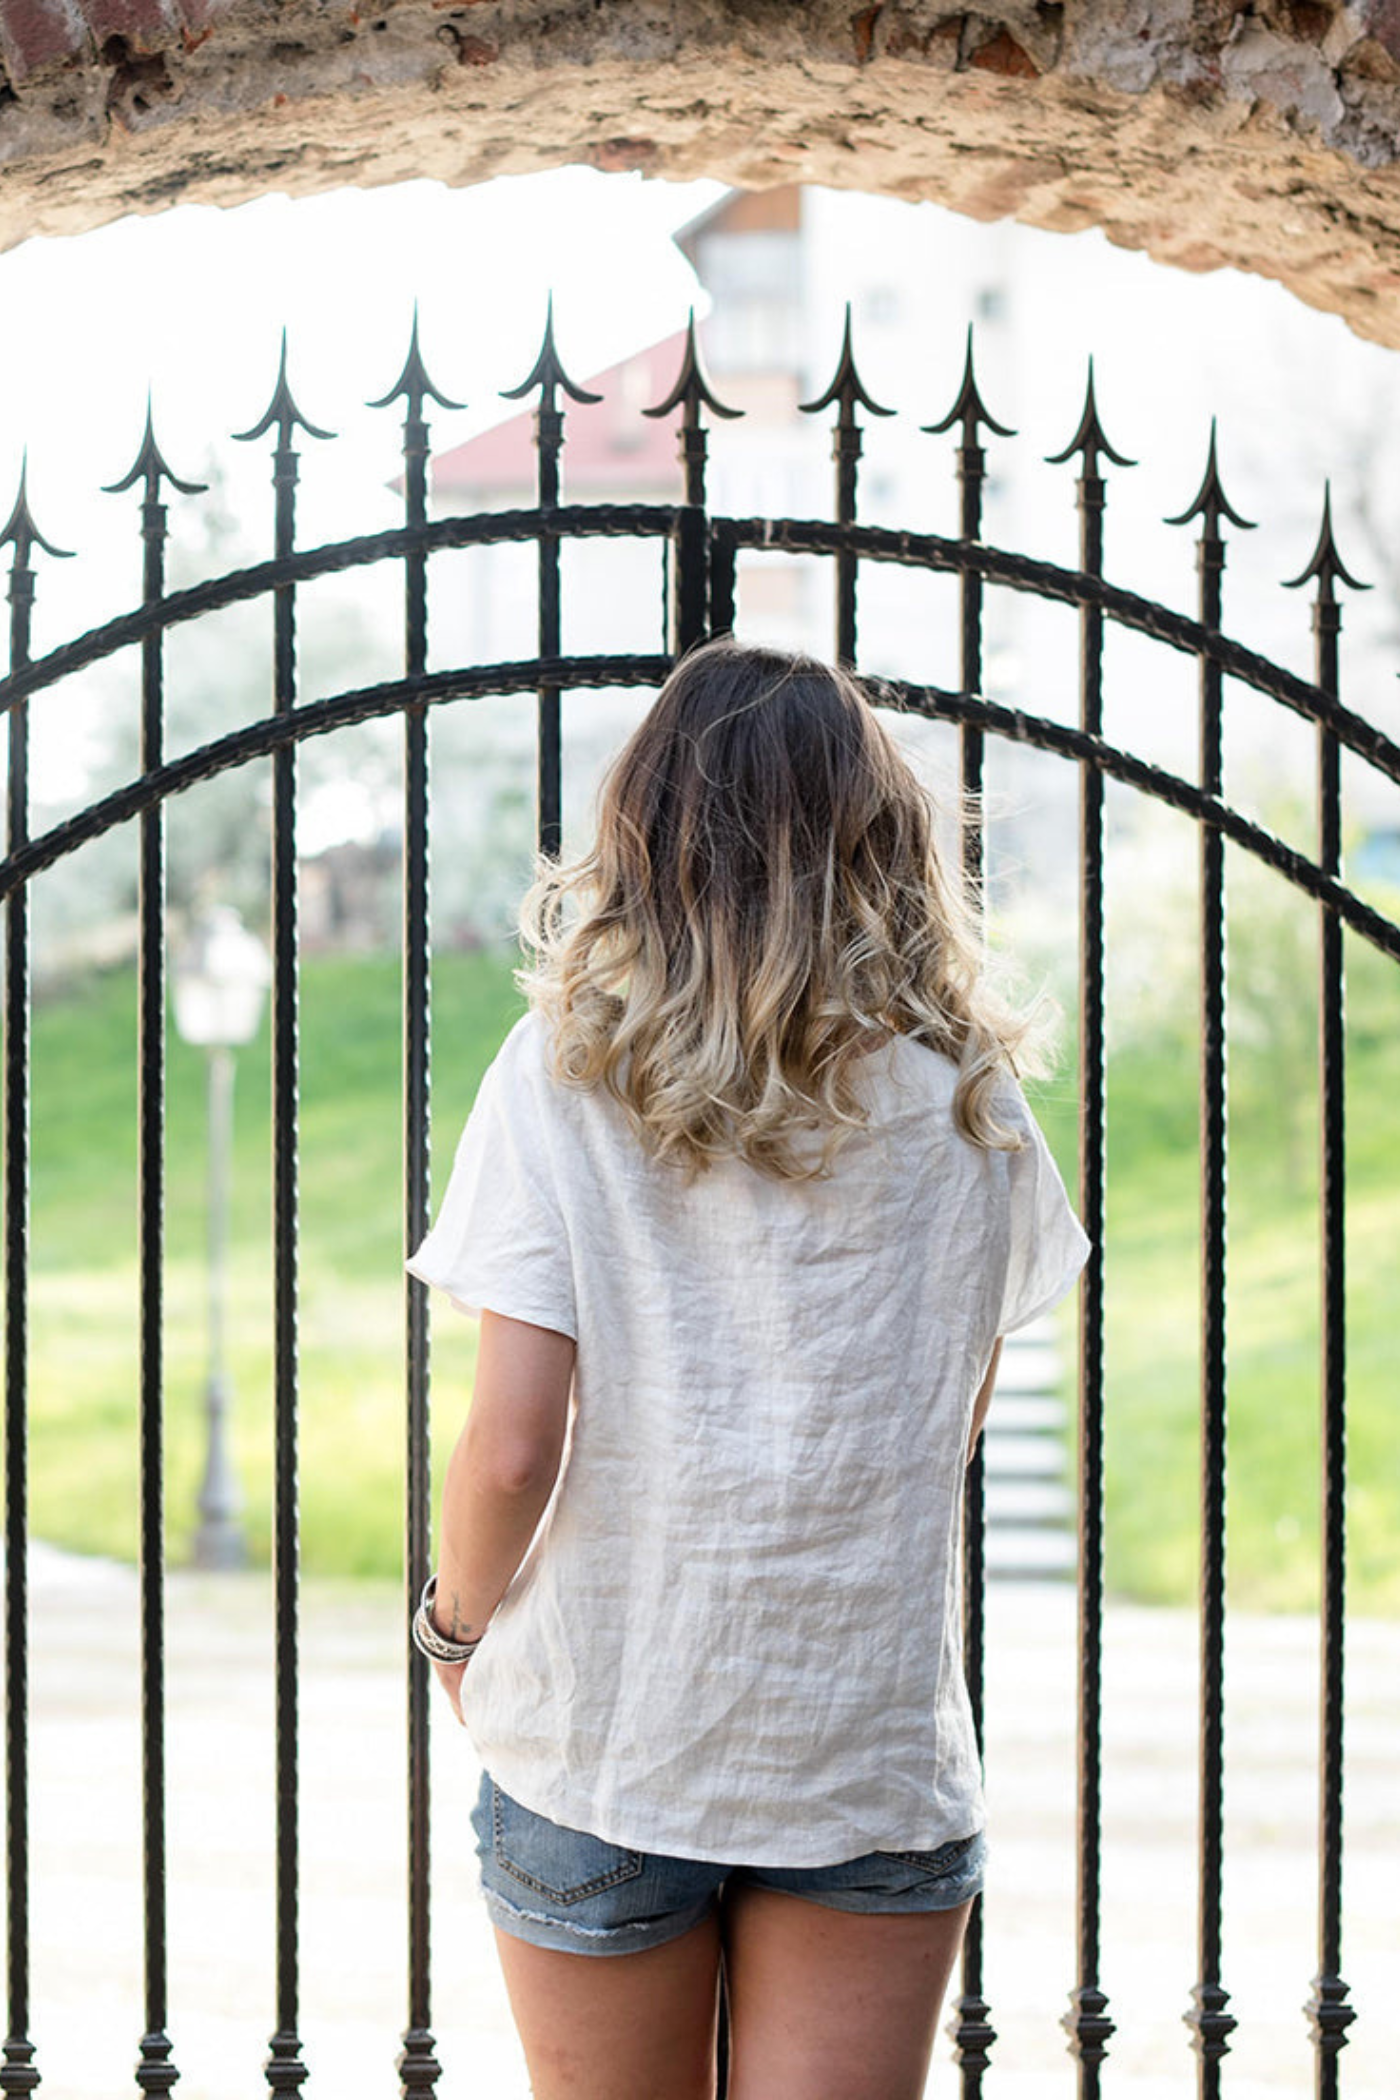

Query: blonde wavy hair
left=513, top=637, right=1034, bottom=1183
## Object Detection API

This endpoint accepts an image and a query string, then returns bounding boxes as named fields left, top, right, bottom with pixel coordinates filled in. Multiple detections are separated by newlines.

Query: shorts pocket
left=877, top=1830, right=981, bottom=1876
left=491, top=1780, right=646, bottom=1906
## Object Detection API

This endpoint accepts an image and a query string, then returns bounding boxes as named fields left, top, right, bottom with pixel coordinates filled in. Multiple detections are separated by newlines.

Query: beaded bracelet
left=411, top=1573, right=485, bottom=1665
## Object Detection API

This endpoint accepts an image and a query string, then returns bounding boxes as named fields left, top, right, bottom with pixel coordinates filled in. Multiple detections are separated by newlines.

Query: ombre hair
left=513, top=637, right=1035, bottom=1183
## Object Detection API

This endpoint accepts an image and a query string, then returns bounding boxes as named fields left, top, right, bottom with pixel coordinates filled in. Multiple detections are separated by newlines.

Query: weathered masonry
left=7, top=5, right=1400, bottom=343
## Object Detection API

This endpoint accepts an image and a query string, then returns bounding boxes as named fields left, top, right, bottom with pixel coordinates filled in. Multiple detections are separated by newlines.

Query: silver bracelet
left=411, top=1573, right=485, bottom=1665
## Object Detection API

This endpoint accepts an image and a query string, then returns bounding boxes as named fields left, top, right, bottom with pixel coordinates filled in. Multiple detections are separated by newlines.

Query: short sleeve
left=995, top=1088, right=1091, bottom=1336
left=405, top=1019, right=578, bottom=1340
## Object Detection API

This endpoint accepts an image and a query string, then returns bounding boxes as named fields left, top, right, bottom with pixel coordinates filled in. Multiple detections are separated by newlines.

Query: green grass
left=23, top=948, right=524, bottom=1576
left=15, top=940, right=1400, bottom=1612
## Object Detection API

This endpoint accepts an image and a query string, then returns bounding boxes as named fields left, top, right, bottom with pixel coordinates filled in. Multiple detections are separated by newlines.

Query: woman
left=407, top=637, right=1088, bottom=2099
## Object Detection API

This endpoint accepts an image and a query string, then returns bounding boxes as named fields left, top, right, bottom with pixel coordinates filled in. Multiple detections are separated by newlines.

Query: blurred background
left=7, top=162, right=1400, bottom=2100
left=13, top=166, right=1398, bottom=1613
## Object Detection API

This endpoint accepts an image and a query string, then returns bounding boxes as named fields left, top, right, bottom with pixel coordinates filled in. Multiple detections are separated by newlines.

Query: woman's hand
left=432, top=1655, right=470, bottom=1725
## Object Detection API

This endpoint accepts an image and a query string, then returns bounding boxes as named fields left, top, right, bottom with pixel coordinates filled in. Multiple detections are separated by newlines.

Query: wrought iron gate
left=2, top=302, right=1396, bottom=2100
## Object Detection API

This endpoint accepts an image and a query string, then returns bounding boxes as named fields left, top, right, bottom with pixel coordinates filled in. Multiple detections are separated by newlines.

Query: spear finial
left=0, top=451, right=73, bottom=566
left=643, top=309, right=742, bottom=423
left=923, top=324, right=1015, bottom=443
left=1282, top=481, right=1368, bottom=600
left=799, top=304, right=893, bottom=421
left=367, top=303, right=464, bottom=416
left=1164, top=418, right=1254, bottom=536
left=233, top=328, right=336, bottom=447
left=103, top=390, right=208, bottom=501
left=1046, top=357, right=1134, bottom=475
left=500, top=292, right=602, bottom=410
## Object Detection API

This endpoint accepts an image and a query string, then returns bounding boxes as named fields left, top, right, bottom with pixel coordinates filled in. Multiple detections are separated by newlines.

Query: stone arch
left=4, top=4, right=1400, bottom=345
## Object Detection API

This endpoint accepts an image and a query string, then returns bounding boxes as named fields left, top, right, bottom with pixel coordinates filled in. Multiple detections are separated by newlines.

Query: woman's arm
left=429, top=1309, right=575, bottom=1719
left=966, top=1338, right=1004, bottom=1465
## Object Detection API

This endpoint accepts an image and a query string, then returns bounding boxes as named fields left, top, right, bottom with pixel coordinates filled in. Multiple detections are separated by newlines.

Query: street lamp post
left=173, top=905, right=270, bottom=1571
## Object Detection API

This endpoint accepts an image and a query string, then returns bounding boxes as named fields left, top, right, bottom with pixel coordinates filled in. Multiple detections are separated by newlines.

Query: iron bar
left=926, top=325, right=1014, bottom=2097
left=0, top=460, right=67, bottom=2100
left=1167, top=424, right=1253, bottom=2089
left=104, top=405, right=205, bottom=2100
left=799, top=306, right=891, bottom=665
left=236, top=336, right=332, bottom=2099
left=1049, top=363, right=1132, bottom=2095
left=399, top=364, right=438, bottom=2100
left=503, top=299, right=600, bottom=860
left=644, top=310, right=739, bottom=655
left=370, top=312, right=461, bottom=2100
left=0, top=517, right=1397, bottom=791
left=1286, top=490, right=1364, bottom=2095
left=710, top=526, right=737, bottom=640
left=3, top=664, right=1397, bottom=970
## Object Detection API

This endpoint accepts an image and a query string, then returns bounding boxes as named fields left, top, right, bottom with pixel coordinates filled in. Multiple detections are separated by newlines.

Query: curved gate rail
left=1, top=303, right=1395, bottom=2100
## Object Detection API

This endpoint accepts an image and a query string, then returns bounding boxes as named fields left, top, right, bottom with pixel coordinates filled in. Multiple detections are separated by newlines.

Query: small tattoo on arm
left=446, top=1589, right=479, bottom=1641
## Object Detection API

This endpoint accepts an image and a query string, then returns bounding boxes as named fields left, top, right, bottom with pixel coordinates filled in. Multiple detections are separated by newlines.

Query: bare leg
left=720, top=1885, right=973, bottom=2100
left=492, top=1911, right=723, bottom=2100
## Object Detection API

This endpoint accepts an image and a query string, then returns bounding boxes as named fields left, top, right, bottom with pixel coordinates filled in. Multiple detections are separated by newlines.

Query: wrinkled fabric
left=407, top=1009, right=1089, bottom=1867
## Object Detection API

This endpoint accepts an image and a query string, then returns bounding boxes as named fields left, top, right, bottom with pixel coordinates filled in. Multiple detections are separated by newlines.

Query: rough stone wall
left=5, top=3, right=1400, bottom=343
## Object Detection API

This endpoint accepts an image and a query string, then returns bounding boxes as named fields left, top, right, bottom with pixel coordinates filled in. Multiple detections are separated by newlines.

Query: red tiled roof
left=430, top=330, right=688, bottom=499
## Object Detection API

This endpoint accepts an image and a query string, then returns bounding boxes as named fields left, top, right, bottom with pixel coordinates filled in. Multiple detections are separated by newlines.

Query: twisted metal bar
left=1168, top=426, right=1250, bottom=2091
left=2, top=525, right=41, bottom=2100
left=105, top=402, right=205, bottom=2100
left=929, top=324, right=1010, bottom=2100
left=2, top=661, right=1397, bottom=970
left=369, top=310, right=454, bottom=2100
left=644, top=309, right=738, bottom=654
left=0, top=513, right=1396, bottom=791
left=1294, top=502, right=1360, bottom=2094
left=1051, top=361, right=1129, bottom=2098
left=503, top=298, right=600, bottom=861
left=236, top=335, right=330, bottom=2100
left=800, top=305, right=891, bottom=665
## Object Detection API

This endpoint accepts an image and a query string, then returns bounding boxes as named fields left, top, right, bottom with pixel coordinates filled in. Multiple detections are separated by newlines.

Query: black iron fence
left=2, top=302, right=1396, bottom=2100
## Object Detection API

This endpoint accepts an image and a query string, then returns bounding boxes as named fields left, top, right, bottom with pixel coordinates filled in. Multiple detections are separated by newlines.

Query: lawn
left=16, top=939, right=1400, bottom=1612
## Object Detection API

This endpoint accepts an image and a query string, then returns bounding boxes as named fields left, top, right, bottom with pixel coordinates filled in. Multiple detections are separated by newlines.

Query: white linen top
left=407, top=1007, right=1089, bottom=1866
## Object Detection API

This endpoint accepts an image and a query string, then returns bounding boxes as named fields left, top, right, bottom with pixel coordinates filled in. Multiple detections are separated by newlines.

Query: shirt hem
left=403, top=1255, right=578, bottom=1340
left=998, top=1234, right=1091, bottom=1337
left=475, top=1753, right=986, bottom=1869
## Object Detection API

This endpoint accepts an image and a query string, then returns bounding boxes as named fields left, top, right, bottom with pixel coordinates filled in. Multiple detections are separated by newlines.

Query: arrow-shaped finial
left=103, top=391, right=208, bottom=502
left=1282, top=481, right=1368, bottom=600
left=643, top=310, right=742, bottom=423
left=1164, top=418, right=1254, bottom=537
left=0, top=451, right=73, bottom=566
left=233, top=328, right=336, bottom=447
left=367, top=303, right=465, bottom=417
left=500, top=293, right=602, bottom=410
left=1046, top=357, right=1135, bottom=475
left=799, top=305, right=893, bottom=421
left=922, top=325, right=1015, bottom=443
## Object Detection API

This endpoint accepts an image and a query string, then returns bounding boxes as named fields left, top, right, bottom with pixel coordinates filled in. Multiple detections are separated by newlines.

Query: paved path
left=13, top=1547, right=1398, bottom=2097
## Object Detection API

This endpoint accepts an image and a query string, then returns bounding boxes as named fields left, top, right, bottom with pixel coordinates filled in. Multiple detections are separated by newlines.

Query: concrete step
left=989, top=1394, right=1065, bottom=1435
left=985, top=1527, right=1077, bottom=1577
left=992, top=1343, right=1062, bottom=1394
left=984, top=1434, right=1067, bottom=1481
left=985, top=1478, right=1075, bottom=1525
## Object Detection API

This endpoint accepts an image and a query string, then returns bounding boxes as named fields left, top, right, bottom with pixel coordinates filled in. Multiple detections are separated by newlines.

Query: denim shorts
left=470, top=1769, right=987, bottom=1957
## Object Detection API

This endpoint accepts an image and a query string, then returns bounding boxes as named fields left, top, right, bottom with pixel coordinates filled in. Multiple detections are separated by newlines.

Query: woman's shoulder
left=882, top=1029, right=961, bottom=1102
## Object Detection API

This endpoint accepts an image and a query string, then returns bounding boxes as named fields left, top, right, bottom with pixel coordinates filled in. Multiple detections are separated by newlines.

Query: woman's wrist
left=411, top=1573, right=486, bottom=1664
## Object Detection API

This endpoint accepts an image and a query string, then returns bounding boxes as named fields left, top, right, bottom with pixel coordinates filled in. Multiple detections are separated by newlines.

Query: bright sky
left=6, top=165, right=1399, bottom=826
left=1, top=170, right=723, bottom=576
left=1, top=168, right=728, bottom=804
